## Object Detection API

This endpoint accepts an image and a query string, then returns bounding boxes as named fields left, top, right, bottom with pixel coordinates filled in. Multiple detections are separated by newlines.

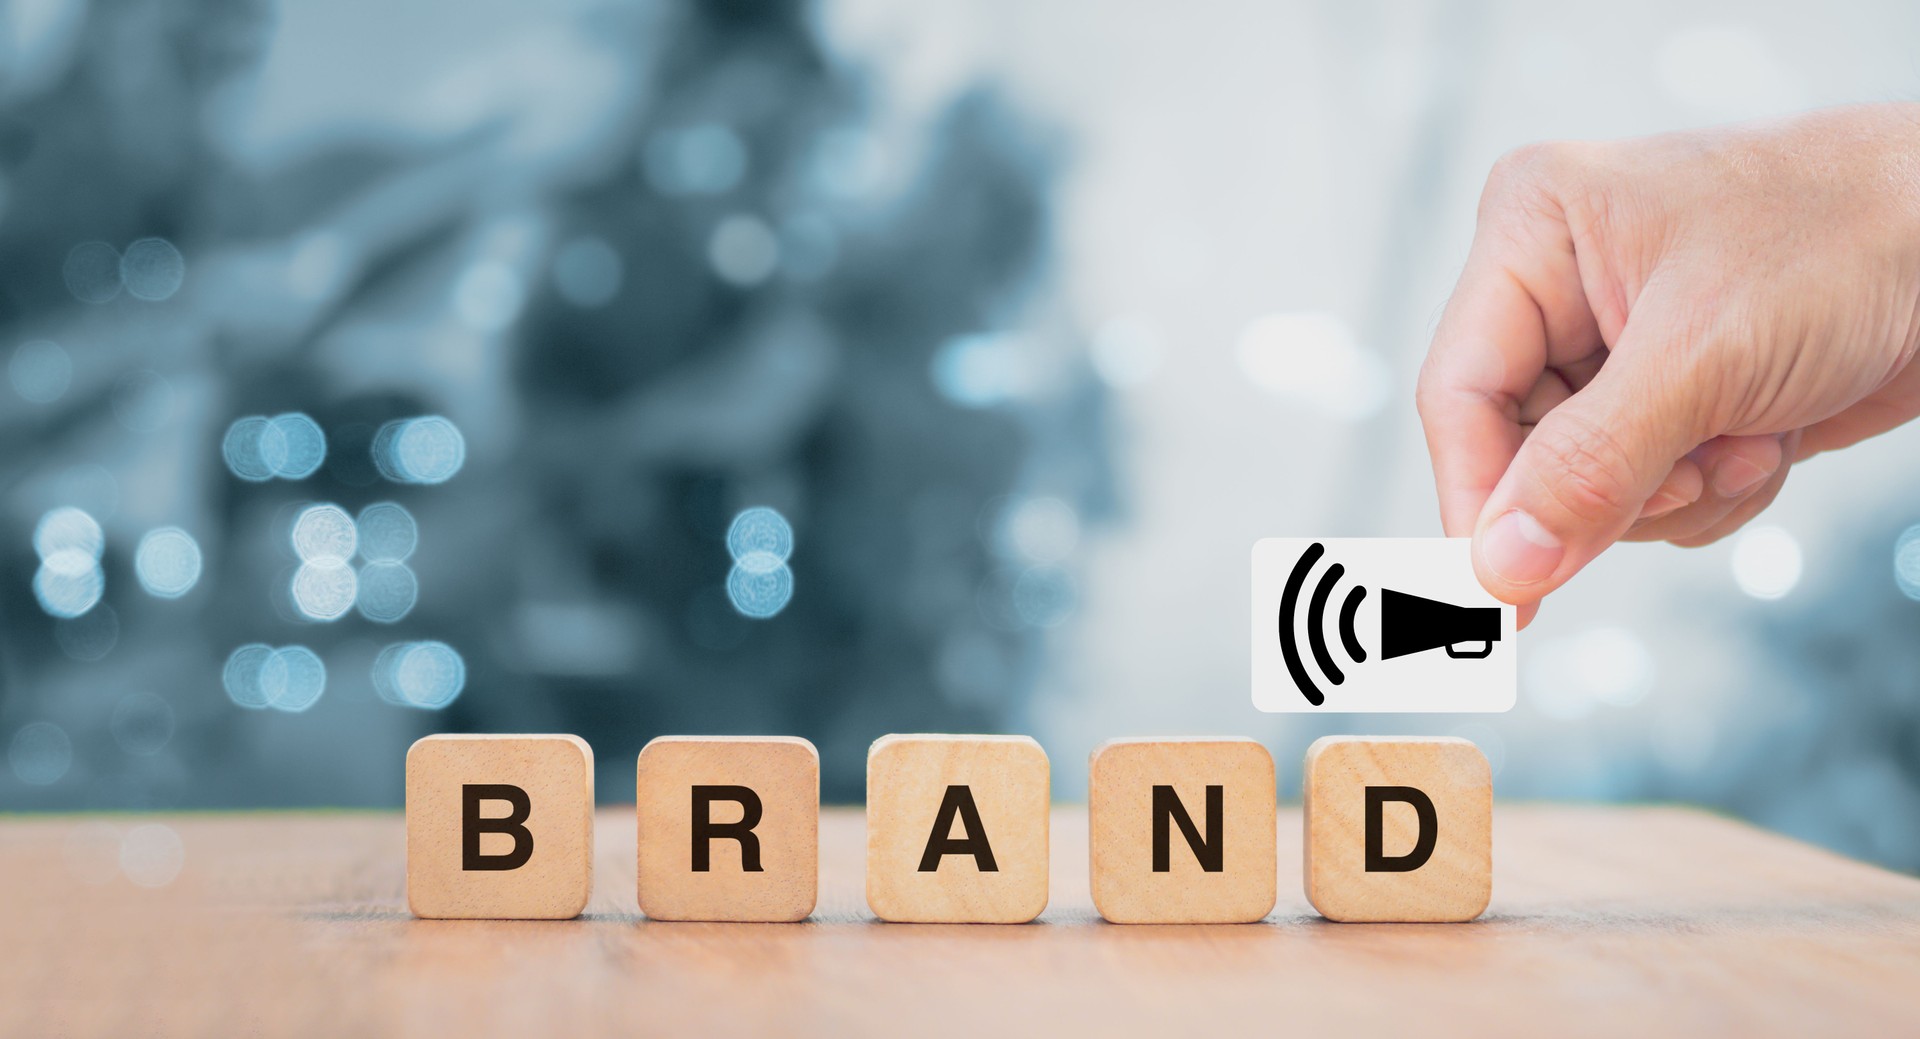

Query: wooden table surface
left=4, top=806, right=1919, bottom=1037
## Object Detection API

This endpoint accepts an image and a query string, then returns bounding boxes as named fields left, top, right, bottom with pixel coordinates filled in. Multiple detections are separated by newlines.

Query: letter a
left=917, top=785, right=998, bottom=872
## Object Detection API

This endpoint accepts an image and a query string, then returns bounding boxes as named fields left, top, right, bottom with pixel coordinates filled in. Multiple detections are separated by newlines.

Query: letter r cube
left=406, top=735, right=595, bottom=919
left=635, top=736, right=819, bottom=922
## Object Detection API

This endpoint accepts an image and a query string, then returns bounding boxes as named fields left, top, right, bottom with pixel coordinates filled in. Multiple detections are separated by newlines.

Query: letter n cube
left=1089, top=737, right=1276, bottom=923
left=406, top=734, right=595, bottom=919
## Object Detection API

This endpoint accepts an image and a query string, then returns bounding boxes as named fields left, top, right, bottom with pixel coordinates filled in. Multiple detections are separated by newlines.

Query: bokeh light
left=932, top=332, right=1029, bottom=408
left=222, top=413, right=324, bottom=481
left=109, top=692, right=175, bottom=756
left=291, top=561, right=358, bottom=621
left=1732, top=525, right=1803, bottom=600
left=134, top=527, right=202, bottom=599
left=9, top=721, right=72, bottom=785
left=223, top=644, right=275, bottom=709
left=62, top=241, right=122, bottom=303
left=1893, top=525, right=1920, bottom=601
left=551, top=236, right=624, bottom=307
left=291, top=503, right=356, bottom=563
left=259, top=645, right=327, bottom=712
left=374, top=641, right=466, bottom=708
left=35, top=506, right=103, bottom=561
left=8, top=339, right=72, bottom=403
left=727, top=506, right=794, bottom=563
left=120, top=237, right=187, bottom=301
left=726, top=561, right=793, bottom=618
left=222, top=416, right=283, bottom=482
left=374, top=416, right=466, bottom=484
left=355, top=502, right=418, bottom=563
left=267, top=413, right=326, bottom=478
left=119, top=823, right=185, bottom=888
left=708, top=213, right=780, bottom=286
left=34, top=548, right=104, bottom=618
left=355, top=561, right=418, bottom=623
left=725, top=506, right=795, bottom=618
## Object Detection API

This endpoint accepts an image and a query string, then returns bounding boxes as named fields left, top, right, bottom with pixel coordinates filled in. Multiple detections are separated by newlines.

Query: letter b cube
left=406, top=735, right=595, bottom=919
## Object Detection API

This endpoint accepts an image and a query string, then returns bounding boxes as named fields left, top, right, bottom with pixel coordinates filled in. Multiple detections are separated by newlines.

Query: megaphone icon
left=1378, top=588, right=1500, bottom=661
left=1279, top=542, right=1502, bottom=706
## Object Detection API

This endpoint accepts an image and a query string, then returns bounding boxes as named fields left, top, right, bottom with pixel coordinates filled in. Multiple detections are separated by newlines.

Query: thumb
left=1472, top=347, right=1708, bottom=603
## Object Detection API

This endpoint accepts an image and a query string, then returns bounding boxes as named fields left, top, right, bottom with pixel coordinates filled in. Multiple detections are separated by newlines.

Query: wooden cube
left=635, top=736, right=819, bottom=922
left=1302, top=735, right=1491, bottom=923
left=1088, top=737, right=1276, bottom=924
left=865, top=734, right=1050, bottom=923
left=406, top=734, right=595, bottom=919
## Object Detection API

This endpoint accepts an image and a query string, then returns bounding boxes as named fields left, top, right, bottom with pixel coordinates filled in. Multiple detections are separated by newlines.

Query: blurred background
left=5, top=0, right=1920, bottom=878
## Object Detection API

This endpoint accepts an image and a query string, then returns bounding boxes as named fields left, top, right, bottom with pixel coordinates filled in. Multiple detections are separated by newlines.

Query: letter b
left=463, top=783, right=535, bottom=871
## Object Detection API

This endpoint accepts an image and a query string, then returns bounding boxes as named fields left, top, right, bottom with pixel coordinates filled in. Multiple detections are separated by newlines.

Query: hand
left=1417, top=104, right=1920, bottom=627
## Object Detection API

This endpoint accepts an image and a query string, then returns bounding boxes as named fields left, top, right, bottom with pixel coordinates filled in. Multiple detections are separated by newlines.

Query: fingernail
left=1482, top=509, right=1564, bottom=586
left=1712, top=456, right=1771, bottom=497
left=1640, top=491, right=1689, bottom=519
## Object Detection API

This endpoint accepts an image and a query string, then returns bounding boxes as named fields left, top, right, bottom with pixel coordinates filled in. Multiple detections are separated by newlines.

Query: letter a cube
left=406, top=734, right=595, bottom=919
left=1302, top=736, right=1491, bottom=922
left=865, top=734, right=1050, bottom=923
left=1089, top=737, right=1276, bottom=923
left=635, top=736, right=819, bottom=922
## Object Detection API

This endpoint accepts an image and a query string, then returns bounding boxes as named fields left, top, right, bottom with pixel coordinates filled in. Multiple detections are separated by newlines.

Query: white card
left=1251, top=538, right=1516, bottom=713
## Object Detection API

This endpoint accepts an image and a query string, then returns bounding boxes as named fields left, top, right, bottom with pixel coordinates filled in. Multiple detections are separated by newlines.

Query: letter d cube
left=406, top=735, right=595, bottom=919
left=1302, top=736, right=1491, bottom=923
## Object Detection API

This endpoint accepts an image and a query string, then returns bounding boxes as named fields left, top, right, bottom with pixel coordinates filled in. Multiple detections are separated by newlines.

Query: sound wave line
left=1339, top=585, right=1367, bottom=663
left=1278, top=541, right=1327, bottom=706
left=1308, top=563, right=1346, bottom=686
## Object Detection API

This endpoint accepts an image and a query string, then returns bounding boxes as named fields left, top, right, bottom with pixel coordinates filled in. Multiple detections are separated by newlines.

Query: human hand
left=1417, top=104, right=1920, bottom=627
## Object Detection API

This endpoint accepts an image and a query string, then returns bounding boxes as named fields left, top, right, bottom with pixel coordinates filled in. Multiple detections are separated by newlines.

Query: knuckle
left=1413, top=368, right=1441, bottom=420
left=1481, top=141, right=1568, bottom=213
left=1527, top=414, right=1645, bottom=524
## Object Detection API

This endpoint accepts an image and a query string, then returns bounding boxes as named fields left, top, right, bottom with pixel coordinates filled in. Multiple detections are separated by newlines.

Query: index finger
left=1415, top=254, right=1550, bottom=537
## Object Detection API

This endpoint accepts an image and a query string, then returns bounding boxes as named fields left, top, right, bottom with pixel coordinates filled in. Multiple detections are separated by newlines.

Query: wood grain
left=3, top=806, right=1919, bottom=1037
left=1088, top=737, right=1276, bottom=923
left=635, top=735, right=818, bottom=922
left=405, top=734, right=595, bottom=920
left=1303, top=735, right=1492, bottom=922
left=865, top=734, right=1050, bottom=923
